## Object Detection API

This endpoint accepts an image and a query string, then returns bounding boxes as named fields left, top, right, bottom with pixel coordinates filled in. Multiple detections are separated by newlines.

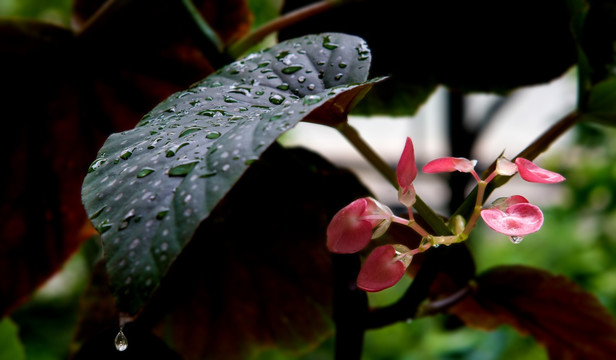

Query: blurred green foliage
left=0, top=0, right=72, bottom=26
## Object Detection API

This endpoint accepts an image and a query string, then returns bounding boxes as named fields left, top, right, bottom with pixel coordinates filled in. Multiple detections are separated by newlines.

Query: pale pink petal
left=481, top=203, right=544, bottom=236
left=496, top=157, right=518, bottom=176
left=490, top=195, right=529, bottom=211
left=365, top=197, right=394, bottom=239
left=397, top=137, right=417, bottom=189
left=423, top=157, right=477, bottom=173
left=398, top=184, right=416, bottom=208
left=357, top=245, right=408, bottom=292
left=515, top=158, right=565, bottom=184
left=326, top=198, right=373, bottom=253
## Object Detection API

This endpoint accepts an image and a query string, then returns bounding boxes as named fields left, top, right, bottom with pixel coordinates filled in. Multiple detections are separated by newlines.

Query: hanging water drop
left=509, top=236, right=524, bottom=244
left=115, top=329, right=128, bottom=351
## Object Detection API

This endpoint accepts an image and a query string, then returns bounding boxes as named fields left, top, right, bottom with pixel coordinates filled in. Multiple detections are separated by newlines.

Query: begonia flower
left=515, top=158, right=565, bottom=184
left=481, top=197, right=544, bottom=241
left=326, top=197, right=393, bottom=254
left=356, top=244, right=411, bottom=292
left=397, top=137, right=417, bottom=207
left=423, top=157, right=478, bottom=174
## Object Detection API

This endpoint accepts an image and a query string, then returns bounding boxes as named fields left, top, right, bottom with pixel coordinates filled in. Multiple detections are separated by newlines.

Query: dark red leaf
left=73, top=145, right=372, bottom=359
left=449, top=265, right=616, bottom=359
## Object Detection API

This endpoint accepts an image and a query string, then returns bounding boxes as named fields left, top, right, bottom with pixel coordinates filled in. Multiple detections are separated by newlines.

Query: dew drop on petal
left=509, top=236, right=524, bottom=244
left=115, top=329, right=128, bottom=351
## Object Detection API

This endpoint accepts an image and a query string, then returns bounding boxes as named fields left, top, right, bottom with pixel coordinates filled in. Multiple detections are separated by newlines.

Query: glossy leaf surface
left=81, top=33, right=376, bottom=314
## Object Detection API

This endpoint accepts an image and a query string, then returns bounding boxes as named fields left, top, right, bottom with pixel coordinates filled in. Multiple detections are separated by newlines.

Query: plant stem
left=75, top=0, right=132, bottom=36
left=332, top=254, right=367, bottom=360
left=180, top=0, right=224, bottom=52
left=228, top=0, right=336, bottom=58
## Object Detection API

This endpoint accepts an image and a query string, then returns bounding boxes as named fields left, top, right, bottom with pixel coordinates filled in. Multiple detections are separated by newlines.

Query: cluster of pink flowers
left=326, top=137, right=565, bottom=292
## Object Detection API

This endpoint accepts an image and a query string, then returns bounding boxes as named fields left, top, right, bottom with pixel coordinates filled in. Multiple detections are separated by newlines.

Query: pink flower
left=515, top=158, right=565, bottom=184
left=326, top=197, right=393, bottom=254
left=481, top=197, right=544, bottom=239
left=356, top=245, right=411, bottom=292
left=397, top=137, right=417, bottom=207
left=423, top=157, right=477, bottom=174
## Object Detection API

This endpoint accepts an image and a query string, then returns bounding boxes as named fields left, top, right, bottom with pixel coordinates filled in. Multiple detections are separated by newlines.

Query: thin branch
left=180, top=0, right=224, bottom=53
left=228, top=0, right=336, bottom=58
left=75, top=0, right=132, bottom=36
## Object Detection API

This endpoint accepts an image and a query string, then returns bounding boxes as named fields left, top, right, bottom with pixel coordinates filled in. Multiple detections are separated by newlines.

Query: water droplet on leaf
left=303, top=95, right=322, bottom=105
left=169, top=161, right=198, bottom=177
left=156, top=209, right=169, bottom=219
left=205, top=131, right=221, bottom=139
left=269, top=94, right=285, bottom=105
left=88, top=157, right=106, bottom=173
left=282, top=65, right=303, bottom=74
left=179, top=127, right=202, bottom=138
left=166, top=142, right=189, bottom=157
left=120, top=147, right=134, bottom=160
left=322, top=35, right=339, bottom=50
left=137, top=168, right=155, bottom=178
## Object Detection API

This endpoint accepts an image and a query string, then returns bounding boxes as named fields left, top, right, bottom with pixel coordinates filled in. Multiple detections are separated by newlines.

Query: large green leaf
left=81, top=32, right=378, bottom=314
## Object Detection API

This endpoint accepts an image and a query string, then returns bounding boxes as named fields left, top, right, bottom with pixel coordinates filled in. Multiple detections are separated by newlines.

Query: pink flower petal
left=397, top=137, right=417, bottom=189
left=490, top=195, right=529, bottom=211
left=515, top=158, right=565, bottom=184
left=496, top=157, right=518, bottom=176
left=423, top=157, right=477, bottom=173
left=481, top=203, right=544, bottom=236
left=326, top=198, right=373, bottom=254
left=326, top=198, right=393, bottom=253
left=356, top=245, right=407, bottom=292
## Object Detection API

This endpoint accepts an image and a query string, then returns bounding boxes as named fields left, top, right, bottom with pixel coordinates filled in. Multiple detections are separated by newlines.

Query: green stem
left=228, top=0, right=336, bottom=58
left=180, top=0, right=224, bottom=52
left=462, top=181, right=486, bottom=236
left=337, top=122, right=451, bottom=236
